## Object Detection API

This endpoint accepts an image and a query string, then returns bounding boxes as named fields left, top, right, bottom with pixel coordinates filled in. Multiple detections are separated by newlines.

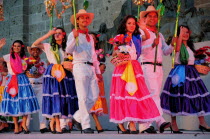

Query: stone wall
left=0, top=0, right=127, bottom=56
left=0, top=0, right=28, bottom=54
left=0, top=0, right=127, bottom=131
left=1, top=0, right=210, bottom=55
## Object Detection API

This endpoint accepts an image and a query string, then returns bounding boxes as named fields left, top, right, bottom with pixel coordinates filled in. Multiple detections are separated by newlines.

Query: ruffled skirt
left=42, top=64, right=78, bottom=118
left=0, top=86, right=6, bottom=122
left=0, top=86, right=4, bottom=102
left=90, top=81, right=108, bottom=116
left=0, top=73, right=40, bottom=116
left=161, top=65, right=210, bottom=116
left=110, top=60, right=161, bottom=123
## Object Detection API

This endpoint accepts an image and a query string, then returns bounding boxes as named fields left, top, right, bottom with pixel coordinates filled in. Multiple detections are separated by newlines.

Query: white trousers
left=27, top=77, right=48, bottom=129
left=72, top=64, right=99, bottom=130
left=139, top=64, right=166, bottom=132
left=59, top=118, right=72, bottom=129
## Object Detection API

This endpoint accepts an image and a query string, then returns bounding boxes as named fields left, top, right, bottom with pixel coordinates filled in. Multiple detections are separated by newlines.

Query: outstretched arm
left=138, top=18, right=150, bottom=41
left=32, top=29, right=56, bottom=50
left=176, top=26, right=184, bottom=52
left=0, top=38, right=6, bottom=50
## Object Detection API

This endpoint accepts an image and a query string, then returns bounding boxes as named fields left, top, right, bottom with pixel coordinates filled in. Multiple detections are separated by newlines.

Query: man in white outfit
left=139, top=6, right=175, bottom=133
left=66, top=9, right=102, bottom=134
left=26, top=46, right=49, bottom=133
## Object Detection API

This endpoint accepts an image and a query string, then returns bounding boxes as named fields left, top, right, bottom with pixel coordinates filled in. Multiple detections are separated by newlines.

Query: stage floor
left=0, top=131, right=210, bottom=139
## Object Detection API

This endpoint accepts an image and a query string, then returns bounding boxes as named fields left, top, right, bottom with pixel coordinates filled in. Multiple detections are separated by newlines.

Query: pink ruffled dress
left=110, top=41, right=161, bottom=123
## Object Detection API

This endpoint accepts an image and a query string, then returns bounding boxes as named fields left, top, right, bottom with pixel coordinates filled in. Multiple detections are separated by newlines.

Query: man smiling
left=139, top=6, right=175, bottom=133
left=66, top=9, right=102, bottom=134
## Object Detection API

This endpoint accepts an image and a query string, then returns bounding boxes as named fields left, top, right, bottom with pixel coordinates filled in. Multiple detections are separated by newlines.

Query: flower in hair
left=96, top=34, right=101, bottom=38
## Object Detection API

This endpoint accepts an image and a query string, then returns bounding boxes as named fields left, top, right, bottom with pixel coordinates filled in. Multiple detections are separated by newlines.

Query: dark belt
left=31, top=82, right=43, bottom=85
left=84, top=61, right=93, bottom=66
left=141, top=62, right=162, bottom=66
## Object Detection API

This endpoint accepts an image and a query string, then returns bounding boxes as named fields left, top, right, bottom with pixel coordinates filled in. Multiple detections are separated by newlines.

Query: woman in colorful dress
left=33, top=27, right=78, bottom=134
left=109, top=15, right=161, bottom=134
left=160, top=25, right=210, bottom=133
left=0, top=40, right=40, bottom=134
left=0, top=60, right=7, bottom=108
left=0, top=59, right=9, bottom=133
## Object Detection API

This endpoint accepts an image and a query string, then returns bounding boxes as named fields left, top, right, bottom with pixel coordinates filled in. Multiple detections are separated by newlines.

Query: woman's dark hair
left=117, top=15, right=140, bottom=36
left=97, top=54, right=106, bottom=63
left=89, top=32, right=100, bottom=49
left=10, top=40, right=26, bottom=59
left=177, top=25, right=195, bottom=53
left=3, top=61, right=7, bottom=69
left=51, top=27, right=67, bottom=51
left=0, top=61, right=7, bottom=69
left=99, top=62, right=106, bottom=66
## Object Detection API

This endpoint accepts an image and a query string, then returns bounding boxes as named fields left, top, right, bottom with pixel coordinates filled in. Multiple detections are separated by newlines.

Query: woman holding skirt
left=110, top=15, right=161, bottom=134
left=0, top=40, right=40, bottom=134
left=161, top=25, right=210, bottom=133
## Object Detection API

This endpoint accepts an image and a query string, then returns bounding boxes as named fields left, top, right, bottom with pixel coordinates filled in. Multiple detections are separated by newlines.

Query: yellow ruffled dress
left=90, top=79, right=108, bottom=116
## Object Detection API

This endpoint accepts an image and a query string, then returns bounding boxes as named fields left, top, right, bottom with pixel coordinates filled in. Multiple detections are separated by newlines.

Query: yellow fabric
left=0, top=86, right=5, bottom=102
left=91, top=80, right=108, bottom=115
left=51, top=64, right=66, bottom=82
left=121, top=61, right=138, bottom=96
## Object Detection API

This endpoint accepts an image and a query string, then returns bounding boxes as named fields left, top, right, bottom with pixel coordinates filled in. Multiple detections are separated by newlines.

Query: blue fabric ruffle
left=1, top=73, right=40, bottom=116
left=161, top=65, right=210, bottom=116
left=42, top=64, right=78, bottom=118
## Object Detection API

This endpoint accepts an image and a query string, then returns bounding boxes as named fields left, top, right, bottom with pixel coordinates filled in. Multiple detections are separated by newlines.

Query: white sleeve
left=42, top=43, right=50, bottom=53
left=160, top=34, right=174, bottom=56
left=3, top=54, right=10, bottom=62
left=140, top=29, right=153, bottom=53
left=66, top=32, right=76, bottom=53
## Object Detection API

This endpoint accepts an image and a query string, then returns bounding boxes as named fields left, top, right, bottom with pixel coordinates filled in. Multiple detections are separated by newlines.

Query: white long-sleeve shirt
left=66, top=32, right=101, bottom=74
left=140, top=29, right=173, bottom=63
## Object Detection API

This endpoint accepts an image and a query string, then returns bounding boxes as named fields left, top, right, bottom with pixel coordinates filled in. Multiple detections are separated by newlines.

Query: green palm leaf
left=156, top=3, right=165, bottom=16
left=83, top=1, right=89, bottom=10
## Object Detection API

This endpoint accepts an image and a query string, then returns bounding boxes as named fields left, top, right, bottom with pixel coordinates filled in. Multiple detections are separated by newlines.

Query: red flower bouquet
left=109, top=34, right=132, bottom=66
left=194, top=46, right=210, bottom=75
left=109, top=34, right=132, bottom=53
